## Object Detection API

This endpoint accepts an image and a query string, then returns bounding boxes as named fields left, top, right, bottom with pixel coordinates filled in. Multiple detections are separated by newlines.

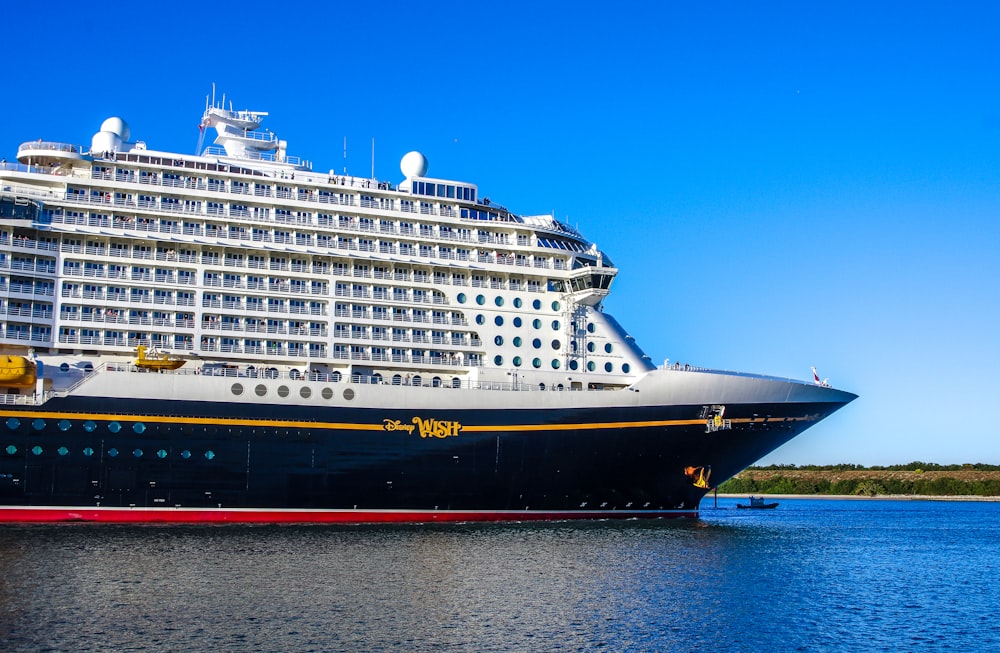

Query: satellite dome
left=400, top=151, right=428, bottom=179
left=100, top=117, right=130, bottom=142
left=91, top=131, right=123, bottom=155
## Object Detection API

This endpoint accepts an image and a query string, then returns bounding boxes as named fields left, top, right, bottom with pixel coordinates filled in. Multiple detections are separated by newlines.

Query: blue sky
left=3, top=1, right=997, bottom=465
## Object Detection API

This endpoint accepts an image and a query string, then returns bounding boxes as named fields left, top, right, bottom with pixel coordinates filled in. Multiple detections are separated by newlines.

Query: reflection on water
left=0, top=500, right=997, bottom=652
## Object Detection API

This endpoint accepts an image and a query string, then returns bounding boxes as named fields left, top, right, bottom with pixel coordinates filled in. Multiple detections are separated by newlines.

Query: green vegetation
left=746, top=462, right=1000, bottom=472
left=717, top=463, right=1000, bottom=497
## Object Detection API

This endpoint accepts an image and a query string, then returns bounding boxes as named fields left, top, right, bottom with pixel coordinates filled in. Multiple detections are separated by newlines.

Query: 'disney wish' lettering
left=383, top=417, right=463, bottom=438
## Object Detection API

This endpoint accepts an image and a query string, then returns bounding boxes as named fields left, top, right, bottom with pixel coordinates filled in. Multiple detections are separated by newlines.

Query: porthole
left=551, top=320, right=560, bottom=330
left=513, top=317, right=522, bottom=328
left=83, top=420, right=96, bottom=432
left=32, top=419, right=45, bottom=431
left=457, top=293, right=467, bottom=304
left=300, top=386, right=312, bottom=398
left=58, top=446, right=69, bottom=456
left=587, top=323, right=596, bottom=333
left=204, top=450, right=215, bottom=460
left=58, top=420, right=72, bottom=432
left=231, top=383, right=244, bottom=396
left=494, top=316, right=504, bottom=327
left=569, top=360, right=579, bottom=371
left=108, top=447, right=119, bottom=457
left=31, top=445, right=42, bottom=455
left=494, top=335, right=504, bottom=346
left=532, top=358, right=542, bottom=369
left=83, top=447, right=94, bottom=457
left=133, top=422, right=146, bottom=434
left=551, top=339, right=561, bottom=350
left=552, top=301, right=561, bottom=311
left=277, top=385, right=290, bottom=397
left=622, top=363, right=631, bottom=373
left=476, top=294, right=485, bottom=305
left=513, top=336, right=522, bottom=347
left=343, top=388, right=355, bottom=400
left=59, top=362, right=69, bottom=372
left=181, top=450, right=191, bottom=459
left=532, top=319, right=542, bottom=329
left=605, top=362, right=613, bottom=372
left=6, top=418, right=19, bottom=430
left=532, top=338, right=541, bottom=349
left=513, top=356, right=522, bottom=367
left=494, top=355, right=504, bottom=366
left=587, top=361, right=596, bottom=372
left=551, top=360, right=561, bottom=369
left=495, top=296, right=504, bottom=307
left=605, top=343, right=613, bottom=353
left=587, top=342, right=596, bottom=353
left=108, top=422, right=121, bottom=433
left=475, top=314, right=485, bottom=325
left=157, top=449, right=167, bottom=459
left=4, top=445, right=15, bottom=455
left=133, top=448, right=143, bottom=458
left=255, top=384, right=267, bottom=397
left=532, top=299, right=541, bottom=310
left=513, top=297, right=523, bottom=308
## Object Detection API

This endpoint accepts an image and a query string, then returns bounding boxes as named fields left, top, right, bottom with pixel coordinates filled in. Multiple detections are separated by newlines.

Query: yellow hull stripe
left=0, top=409, right=813, bottom=433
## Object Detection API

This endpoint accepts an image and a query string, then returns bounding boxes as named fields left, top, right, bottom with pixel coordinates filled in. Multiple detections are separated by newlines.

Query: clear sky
left=2, top=1, right=997, bottom=465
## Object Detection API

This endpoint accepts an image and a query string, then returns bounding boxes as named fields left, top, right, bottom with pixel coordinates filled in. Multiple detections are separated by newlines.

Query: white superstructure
left=0, top=97, right=654, bottom=391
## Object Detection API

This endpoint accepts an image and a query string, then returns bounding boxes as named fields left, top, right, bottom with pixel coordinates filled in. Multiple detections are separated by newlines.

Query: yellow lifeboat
left=135, top=345, right=186, bottom=371
left=0, top=355, right=37, bottom=388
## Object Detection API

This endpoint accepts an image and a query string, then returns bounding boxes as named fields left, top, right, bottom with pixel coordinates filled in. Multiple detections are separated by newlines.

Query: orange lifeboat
left=134, top=345, right=186, bottom=371
left=0, top=355, right=37, bottom=388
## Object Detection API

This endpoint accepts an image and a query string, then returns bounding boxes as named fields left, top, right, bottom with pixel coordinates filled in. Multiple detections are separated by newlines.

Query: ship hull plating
left=0, top=391, right=849, bottom=523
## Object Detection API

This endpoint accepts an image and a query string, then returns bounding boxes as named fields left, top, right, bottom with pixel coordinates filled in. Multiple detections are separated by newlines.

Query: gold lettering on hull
left=383, top=417, right=463, bottom=438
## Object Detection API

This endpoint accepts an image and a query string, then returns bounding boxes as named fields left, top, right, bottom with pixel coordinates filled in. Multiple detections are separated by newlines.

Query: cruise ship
left=0, top=95, right=855, bottom=522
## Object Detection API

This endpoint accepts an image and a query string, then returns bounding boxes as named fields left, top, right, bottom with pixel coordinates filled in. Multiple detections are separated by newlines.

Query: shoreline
left=709, top=493, right=1000, bottom=502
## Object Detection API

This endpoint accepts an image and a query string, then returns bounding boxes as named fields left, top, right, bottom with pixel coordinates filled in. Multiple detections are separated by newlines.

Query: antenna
left=371, top=137, right=375, bottom=179
left=343, top=136, right=347, bottom=175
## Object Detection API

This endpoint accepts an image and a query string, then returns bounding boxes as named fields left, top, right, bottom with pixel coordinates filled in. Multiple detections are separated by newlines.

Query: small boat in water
left=737, top=496, right=779, bottom=510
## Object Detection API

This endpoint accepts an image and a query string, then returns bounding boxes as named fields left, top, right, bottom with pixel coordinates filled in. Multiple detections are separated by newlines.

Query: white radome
left=99, top=117, right=130, bottom=142
left=400, top=151, right=428, bottom=179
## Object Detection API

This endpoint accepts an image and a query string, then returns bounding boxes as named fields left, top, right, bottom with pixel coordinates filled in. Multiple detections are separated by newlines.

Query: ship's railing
left=17, top=141, right=82, bottom=154
left=95, top=363, right=602, bottom=393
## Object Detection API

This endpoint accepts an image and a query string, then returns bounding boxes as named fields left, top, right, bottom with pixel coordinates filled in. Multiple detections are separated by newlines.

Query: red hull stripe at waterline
left=0, top=506, right=698, bottom=523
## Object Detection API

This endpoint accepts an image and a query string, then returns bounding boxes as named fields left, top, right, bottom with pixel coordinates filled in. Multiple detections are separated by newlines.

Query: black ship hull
left=0, top=391, right=849, bottom=523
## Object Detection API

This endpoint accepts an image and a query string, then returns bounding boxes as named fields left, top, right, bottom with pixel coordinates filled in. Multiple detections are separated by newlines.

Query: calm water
left=0, top=499, right=996, bottom=652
